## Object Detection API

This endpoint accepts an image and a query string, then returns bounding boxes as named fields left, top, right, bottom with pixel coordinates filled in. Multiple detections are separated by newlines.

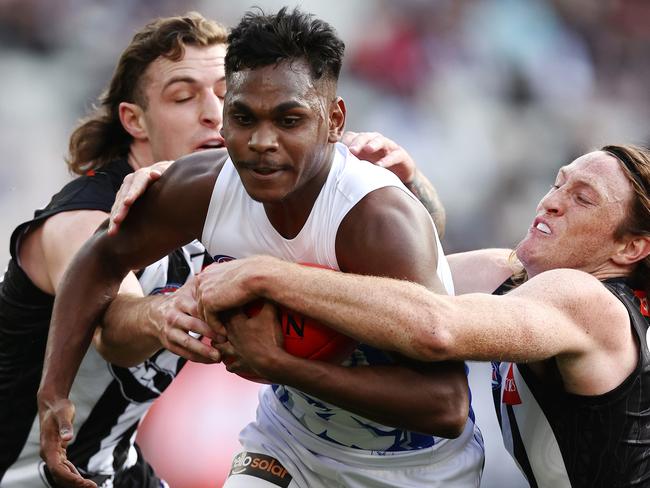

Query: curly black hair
left=226, top=7, right=345, bottom=83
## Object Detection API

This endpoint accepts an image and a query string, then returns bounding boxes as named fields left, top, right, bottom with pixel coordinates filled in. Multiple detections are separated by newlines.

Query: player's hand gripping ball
left=223, top=264, right=357, bottom=383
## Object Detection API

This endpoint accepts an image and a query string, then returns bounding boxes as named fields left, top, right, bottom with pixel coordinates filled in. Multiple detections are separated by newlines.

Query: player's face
left=222, top=59, right=344, bottom=205
left=140, top=44, right=227, bottom=161
left=516, top=151, right=633, bottom=277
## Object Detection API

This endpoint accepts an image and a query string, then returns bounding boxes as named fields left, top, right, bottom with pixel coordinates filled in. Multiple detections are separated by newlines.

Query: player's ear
left=119, top=102, right=148, bottom=141
left=328, top=97, right=346, bottom=143
left=612, top=234, right=650, bottom=266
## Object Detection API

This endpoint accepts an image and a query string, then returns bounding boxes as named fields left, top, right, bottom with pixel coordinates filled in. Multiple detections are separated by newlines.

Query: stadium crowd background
left=1, top=0, right=648, bottom=486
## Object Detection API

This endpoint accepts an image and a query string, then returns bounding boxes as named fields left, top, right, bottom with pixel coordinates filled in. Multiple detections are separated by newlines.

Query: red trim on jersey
left=634, top=290, right=649, bottom=317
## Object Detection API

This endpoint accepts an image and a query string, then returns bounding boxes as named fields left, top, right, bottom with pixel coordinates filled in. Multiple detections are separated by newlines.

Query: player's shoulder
left=335, top=145, right=415, bottom=209
left=527, top=268, right=608, bottom=292
left=335, top=168, right=437, bottom=277
left=38, top=160, right=129, bottom=219
left=517, top=268, right=610, bottom=299
left=337, top=146, right=405, bottom=194
left=39, top=208, right=109, bottom=251
left=516, top=268, right=628, bottom=327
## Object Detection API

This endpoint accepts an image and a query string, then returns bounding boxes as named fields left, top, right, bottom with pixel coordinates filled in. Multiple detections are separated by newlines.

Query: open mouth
left=534, top=222, right=551, bottom=235
left=252, top=167, right=281, bottom=176
left=196, top=142, right=224, bottom=151
left=195, top=137, right=225, bottom=151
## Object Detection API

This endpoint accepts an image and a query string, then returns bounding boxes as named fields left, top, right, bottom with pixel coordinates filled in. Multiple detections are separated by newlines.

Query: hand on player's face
left=107, top=160, right=173, bottom=235
left=155, top=276, right=222, bottom=364
left=342, top=131, right=416, bottom=184
left=214, top=301, right=287, bottom=379
left=38, top=397, right=97, bottom=488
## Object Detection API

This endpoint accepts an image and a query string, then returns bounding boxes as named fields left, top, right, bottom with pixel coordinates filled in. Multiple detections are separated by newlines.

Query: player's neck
left=263, top=149, right=334, bottom=239
left=126, top=142, right=155, bottom=171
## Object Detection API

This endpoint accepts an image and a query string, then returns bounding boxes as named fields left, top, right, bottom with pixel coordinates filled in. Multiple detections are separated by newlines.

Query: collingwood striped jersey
left=492, top=278, right=650, bottom=487
left=0, top=159, right=207, bottom=487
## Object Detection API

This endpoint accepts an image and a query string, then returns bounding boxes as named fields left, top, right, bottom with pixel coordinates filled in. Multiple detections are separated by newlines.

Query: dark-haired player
left=193, top=145, right=650, bottom=487
left=0, top=13, right=228, bottom=488
left=38, top=7, right=483, bottom=488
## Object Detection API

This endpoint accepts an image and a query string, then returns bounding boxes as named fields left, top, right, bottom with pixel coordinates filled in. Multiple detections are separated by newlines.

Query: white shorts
left=223, top=392, right=484, bottom=488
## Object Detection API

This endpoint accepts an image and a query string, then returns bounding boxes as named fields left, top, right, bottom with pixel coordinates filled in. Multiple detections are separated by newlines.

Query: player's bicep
left=506, top=270, right=624, bottom=355
left=336, top=186, right=439, bottom=289
left=444, top=271, right=608, bottom=361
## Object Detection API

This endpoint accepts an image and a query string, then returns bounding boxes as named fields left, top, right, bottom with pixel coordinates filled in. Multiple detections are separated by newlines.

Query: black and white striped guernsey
left=0, top=159, right=208, bottom=487
left=491, top=277, right=650, bottom=488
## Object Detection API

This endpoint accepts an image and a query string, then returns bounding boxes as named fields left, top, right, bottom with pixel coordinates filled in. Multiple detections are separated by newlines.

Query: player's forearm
left=262, top=354, right=468, bottom=437
left=254, top=261, right=447, bottom=361
left=38, top=239, right=125, bottom=401
left=95, top=294, right=165, bottom=367
left=404, top=169, right=446, bottom=238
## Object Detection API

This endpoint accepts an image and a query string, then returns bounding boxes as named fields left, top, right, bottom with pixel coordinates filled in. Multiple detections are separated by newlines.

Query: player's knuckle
left=180, top=333, right=192, bottom=349
left=162, top=306, right=178, bottom=326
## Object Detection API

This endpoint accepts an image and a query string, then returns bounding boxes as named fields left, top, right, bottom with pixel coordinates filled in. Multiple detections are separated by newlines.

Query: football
left=228, top=298, right=357, bottom=383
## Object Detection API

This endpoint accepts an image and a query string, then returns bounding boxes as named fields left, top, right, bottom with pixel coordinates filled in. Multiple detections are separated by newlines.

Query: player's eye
left=233, top=113, right=253, bottom=125
left=174, top=93, right=193, bottom=103
left=279, top=116, right=300, bottom=128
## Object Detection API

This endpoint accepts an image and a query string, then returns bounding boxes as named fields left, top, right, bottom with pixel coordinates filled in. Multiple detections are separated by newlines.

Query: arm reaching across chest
left=218, top=301, right=468, bottom=437
left=37, top=151, right=223, bottom=487
left=208, top=184, right=468, bottom=436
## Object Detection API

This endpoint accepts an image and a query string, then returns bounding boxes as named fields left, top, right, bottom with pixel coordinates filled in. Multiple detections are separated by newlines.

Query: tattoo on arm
left=406, top=169, right=446, bottom=238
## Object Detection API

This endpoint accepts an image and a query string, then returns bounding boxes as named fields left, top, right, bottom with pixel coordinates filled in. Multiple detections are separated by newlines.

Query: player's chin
left=241, top=178, right=293, bottom=203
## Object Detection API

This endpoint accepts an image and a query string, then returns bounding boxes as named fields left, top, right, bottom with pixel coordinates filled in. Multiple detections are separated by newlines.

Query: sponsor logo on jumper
left=502, top=363, right=522, bottom=405
left=229, top=452, right=292, bottom=487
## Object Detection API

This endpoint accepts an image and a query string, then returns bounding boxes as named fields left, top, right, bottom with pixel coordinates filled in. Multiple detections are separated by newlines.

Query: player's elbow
left=438, top=397, right=470, bottom=439
left=430, top=386, right=469, bottom=438
left=410, top=395, right=468, bottom=439
left=410, top=324, right=455, bottom=363
left=393, top=301, right=455, bottom=362
left=405, top=365, right=470, bottom=437
left=93, top=327, right=150, bottom=368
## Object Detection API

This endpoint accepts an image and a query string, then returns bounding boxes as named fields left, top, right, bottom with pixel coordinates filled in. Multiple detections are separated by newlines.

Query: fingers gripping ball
left=227, top=264, right=357, bottom=383
left=281, top=304, right=357, bottom=362
left=248, top=299, right=357, bottom=358
left=232, top=300, right=357, bottom=383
